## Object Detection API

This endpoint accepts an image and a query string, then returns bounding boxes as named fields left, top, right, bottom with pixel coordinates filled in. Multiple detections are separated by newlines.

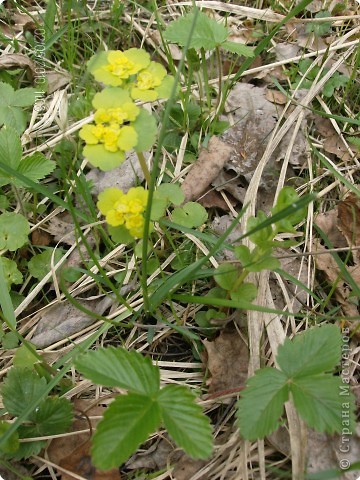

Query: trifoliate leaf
left=230, top=282, right=258, bottom=304
left=156, top=183, right=185, bottom=206
left=27, top=397, right=73, bottom=436
left=0, top=212, right=30, bottom=251
left=236, top=368, right=289, bottom=441
left=75, top=346, right=160, bottom=395
left=0, top=421, right=19, bottom=454
left=133, top=109, right=157, bottom=152
left=158, top=385, right=213, bottom=458
left=91, top=393, right=161, bottom=470
left=16, top=152, right=55, bottom=185
left=0, top=125, right=22, bottom=186
left=213, top=263, right=240, bottom=291
left=276, top=324, right=342, bottom=378
left=171, top=201, right=207, bottom=228
left=1, top=367, right=47, bottom=417
left=221, top=41, right=254, bottom=57
left=0, top=83, right=36, bottom=133
left=1, top=257, right=23, bottom=290
left=291, top=375, right=356, bottom=433
left=28, top=248, right=64, bottom=281
left=164, top=10, right=228, bottom=50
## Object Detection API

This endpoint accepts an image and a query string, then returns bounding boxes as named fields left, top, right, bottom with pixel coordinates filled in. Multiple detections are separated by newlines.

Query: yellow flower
left=131, top=62, right=167, bottom=102
left=94, top=103, right=140, bottom=125
left=97, top=187, right=149, bottom=238
left=89, top=49, right=151, bottom=87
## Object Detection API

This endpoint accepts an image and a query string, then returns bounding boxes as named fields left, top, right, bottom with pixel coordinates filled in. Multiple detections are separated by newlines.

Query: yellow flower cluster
left=97, top=187, right=149, bottom=238
left=88, top=48, right=174, bottom=102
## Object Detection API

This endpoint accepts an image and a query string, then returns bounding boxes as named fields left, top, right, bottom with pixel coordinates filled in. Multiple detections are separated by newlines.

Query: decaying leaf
left=0, top=53, right=35, bottom=77
left=202, top=326, right=249, bottom=395
left=338, top=193, right=360, bottom=263
left=46, top=71, right=71, bottom=95
left=31, top=296, right=113, bottom=348
left=47, top=399, right=121, bottom=479
left=126, top=437, right=181, bottom=470
left=181, top=136, right=233, bottom=203
left=172, top=454, right=207, bottom=480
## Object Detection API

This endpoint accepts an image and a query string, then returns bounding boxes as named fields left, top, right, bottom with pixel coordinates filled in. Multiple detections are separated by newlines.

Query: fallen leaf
left=172, top=455, right=207, bottom=480
left=31, top=228, right=52, bottom=247
left=338, top=193, right=360, bottom=263
left=202, top=325, right=249, bottom=395
left=47, top=214, right=77, bottom=246
left=323, top=136, right=351, bottom=161
left=265, top=89, right=288, bottom=105
left=31, top=296, right=113, bottom=348
left=181, top=136, right=233, bottom=202
left=198, top=189, right=235, bottom=211
left=126, top=437, right=180, bottom=470
left=47, top=399, right=121, bottom=480
left=46, top=71, right=71, bottom=95
left=315, top=209, right=348, bottom=248
left=0, top=53, right=35, bottom=77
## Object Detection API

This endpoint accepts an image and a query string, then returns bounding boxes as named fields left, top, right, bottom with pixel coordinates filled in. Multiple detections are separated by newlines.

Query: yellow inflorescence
left=97, top=187, right=149, bottom=238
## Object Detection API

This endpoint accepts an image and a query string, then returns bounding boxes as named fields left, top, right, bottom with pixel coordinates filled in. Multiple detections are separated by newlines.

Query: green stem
left=232, top=268, right=249, bottom=292
left=137, top=151, right=151, bottom=185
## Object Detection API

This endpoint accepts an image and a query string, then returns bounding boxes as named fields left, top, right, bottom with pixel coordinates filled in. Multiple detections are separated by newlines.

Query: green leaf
left=108, top=225, right=134, bottom=244
left=291, top=375, right=356, bottom=433
left=133, top=109, right=157, bottom=152
left=0, top=421, right=19, bottom=454
left=213, top=263, right=239, bottom=291
left=16, top=152, right=55, bottom=185
left=247, top=210, right=274, bottom=246
left=221, top=41, right=254, bottom=57
left=28, top=248, right=64, bottom=280
left=0, top=212, right=30, bottom=251
left=230, top=282, right=258, bottom=303
left=305, top=11, right=332, bottom=37
left=91, top=393, right=161, bottom=470
left=234, top=245, right=280, bottom=272
left=0, top=84, right=35, bottom=133
left=9, top=436, right=45, bottom=460
left=10, top=87, right=37, bottom=107
left=236, top=368, right=289, bottom=441
left=1, top=367, right=47, bottom=417
left=13, top=343, right=39, bottom=369
left=156, top=183, right=185, bottom=206
left=0, top=126, right=22, bottom=185
left=234, top=245, right=252, bottom=265
left=271, top=186, right=306, bottom=233
left=27, top=397, right=73, bottom=436
left=164, top=10, right=228, bottom=50
left=75, top=346, right=160, bottom=395
left=2, top=331, right=19, bottom=349
left=171, top=202, right=208, bottom=228
left=1, top=257, right=23, bottom=290
left=150, top=194, right=167, bottom=221
left=158, top=385, right=213, bottom=458
left=276, top=325, right=342, bottom=378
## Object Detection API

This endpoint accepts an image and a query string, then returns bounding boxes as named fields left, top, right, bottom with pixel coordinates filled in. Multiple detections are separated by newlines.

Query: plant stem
left=137, top=151, right=151, bottom=185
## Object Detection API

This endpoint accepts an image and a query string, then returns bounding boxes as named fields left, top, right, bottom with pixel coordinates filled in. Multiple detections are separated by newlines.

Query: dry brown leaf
left=47, top=399, right=121, bottom=480
left=126, top=438, right=180, bottom=470
left=202, top=325, right=249, bottom=395
left=0, top=53, right=35, bottom=76
left=47, top=214, right=76, bottom=246
left=31, top=228, right=52, bottom=247
left=323, top=136, right=351, bottom=161
left=46, top=71, right=71, bottom=95
left=181, top=136, right=233, bottom=202
left=198, top=189, right=234, bottom=211
left=173, top=455, right=207, bottom=480
left=31, top=296, right=113, bottom=348
left=265, top=89, right=288, bottom=105
left=315, top=209, right=348, bottom=248
left=338, top=193, right=360, bottom=263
